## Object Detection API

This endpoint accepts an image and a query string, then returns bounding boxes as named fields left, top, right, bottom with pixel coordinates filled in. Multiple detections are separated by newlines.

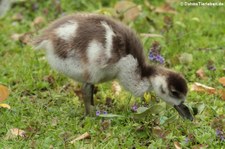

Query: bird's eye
left=171, top=91, right=180, bottom=98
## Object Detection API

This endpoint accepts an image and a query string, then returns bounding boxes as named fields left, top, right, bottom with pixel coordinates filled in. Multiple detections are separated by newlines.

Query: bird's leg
left=82, top=83, right=94, bottom=115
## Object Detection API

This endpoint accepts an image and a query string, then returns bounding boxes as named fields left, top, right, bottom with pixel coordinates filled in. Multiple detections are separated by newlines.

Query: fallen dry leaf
left=101, top=120, right=111, bottom=130
left=191, top=17, right=200, bottom=22
left=191, top=82, right=225, bottom=101
left=51, top=117, right=58, bottom=127
left=179, top=53, right=193, bottom=64
left=111, top=81, right=121, bottom=95
left=5, top=128, right=26, bottom=140
left=218, top=77, right=225, bottom=86
left=32, top=16, right=45, bottom=27
left=154, top=3, right=177, bottom=14
left=174, top=141, right=182, bottom=149
left=11, top=128, right=26, bottom=137
left=191, top=82, right=216, bottom=94
left=140, top=33, right=164, bottom=38
left=152, top=126, right=168, bottom=139
left=105, top=97, right=113, bottom=107
left=19, top=32, right=32, bottom=44
left=218, top=90, right=225, bottom=101
left=114, top=1, right=141, bottom=22
left=211, top=115, right=225, bottom=130
left=11, top=32, right=32, bottom=44
left=144, top=0, right=154, bottom=10
left=207, top=60, right=216, bottom=71
left=136, top=125, right=145, bottom=131
left=192, top=144, right=208, bottom=149
left=163, top=16, right=173, bottom=31
left=12, top=13, right=23, bottom=21
left=0, top=85, right=9, bottom=102
left=0, top=103, right=11, bottom=109
left=11, top=33, right=22, bottom=41
left=43, top=75, right=55, bottom=85
left=74, top=89, right=83, bottom=100
left=196, top=68, right=206, bottom=79
left=49, top=145, right=54, bottom=149
left=70, top=132, right=90, bottom=144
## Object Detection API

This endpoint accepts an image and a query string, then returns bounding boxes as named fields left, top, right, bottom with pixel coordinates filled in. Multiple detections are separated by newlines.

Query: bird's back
left=32, top=13, right=147, bottom=83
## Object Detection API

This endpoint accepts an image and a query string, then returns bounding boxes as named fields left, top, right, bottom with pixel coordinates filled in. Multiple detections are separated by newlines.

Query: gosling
left=32, top=13, right=193, bottom=120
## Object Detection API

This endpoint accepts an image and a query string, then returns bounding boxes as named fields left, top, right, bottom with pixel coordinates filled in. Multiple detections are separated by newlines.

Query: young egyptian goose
left=33, top=13, right=193, bottom=120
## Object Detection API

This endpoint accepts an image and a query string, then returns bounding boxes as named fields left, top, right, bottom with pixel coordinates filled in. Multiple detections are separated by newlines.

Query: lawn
left=0, top=0, right=224, bottom=148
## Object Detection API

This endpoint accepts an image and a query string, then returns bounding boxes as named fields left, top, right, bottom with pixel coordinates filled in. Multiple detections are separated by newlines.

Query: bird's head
left=150, top=69, right=193, bottom=121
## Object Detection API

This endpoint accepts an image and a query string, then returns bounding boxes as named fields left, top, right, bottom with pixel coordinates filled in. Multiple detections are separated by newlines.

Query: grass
left=0, top=0, right=225, bottom=148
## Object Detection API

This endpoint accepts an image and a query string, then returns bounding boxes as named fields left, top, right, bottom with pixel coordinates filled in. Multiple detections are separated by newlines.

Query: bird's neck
left=117, top=55, right=154, bottom=96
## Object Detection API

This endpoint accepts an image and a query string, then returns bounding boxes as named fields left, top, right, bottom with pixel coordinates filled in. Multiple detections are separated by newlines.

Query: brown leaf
left=74, top=89, right=83, bottom=100
left=11, top=32, right=32, bottom=44
left=218, top=77, right=225, bottom=86
left=11, top=128, right=26, bottom=137
left=154, top=3, right=177, bottom=14
left=191, top=82, right=216, bottom=94
left=11, top=33, right=22, bottom=41
left=114, top=1, right=140, bottom=22
left=12, top=13, right=24, bottom=21
left=5, top=128, right=26, bottom=140
left=192, top=144, right=208, bottom=149
left=136, top=125, right=145, bottom=131
left=49, top=145, right=54, bottom=149
left=179, top=53, right=193, bottom=64
left=51, top=117, right=58, bottom=126
left=0, top=103, right=11, bottom=109
left=211, top=115, right=225, bottom=130
left=19, top=32, right=32, bottom=44
left=218, top=90, right=225, bottom=101
left=0, top=85, right=9, bottom=102
left=70, top=132, right=90, bottom=144
left=144, top=0, right=154, bottom=10
left=105, top=97, right=113, bottom=107
left=140, top=33, right=163, bottom=38
left=101, top=120, right=111, bottom=130
left=43, top=75, right=55, bottom=85
left=152, top=126, right=168, bottom=139
left=174, top=141, right=182, bottom=149
left=32, top=16, right=45, bottom=27
left=59, top=131, right=72, bottom=142
left=196, top=68, right=206, bottom=79
left=191, top=82, right=225, bottom=101
left=111, top=81, right=121, bottom=95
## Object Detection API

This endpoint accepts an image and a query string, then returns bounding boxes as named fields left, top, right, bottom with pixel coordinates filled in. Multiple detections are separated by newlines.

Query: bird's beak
left=174, top=103, right=193, bottom=121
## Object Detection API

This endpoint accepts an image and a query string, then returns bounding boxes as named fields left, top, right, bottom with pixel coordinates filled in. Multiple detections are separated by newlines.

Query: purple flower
left=207, top=65, right=216, bottom=71
left=207, top=60, right=216, bottom=71
left=148, top=53, right=165, bottom=64
left=131, top=104, right=138, bottom=112
left=32, top=3, right=39, bottom=11
left=103, top=111, right=108, bottom=114
left=221, top=136, right=225, bottom=141
left=216, top=129, right=225, bottom=141
left=185, top=137, right=189, bottom=144
left=156, top=55, right=165, bottom=64
left=148, top=42, right=165, bottom=64
left=149, top=52, right=155, bottom=60
left=96, top=110, right=101, bottom=116
left=216, top=129, right=222, bottom=136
